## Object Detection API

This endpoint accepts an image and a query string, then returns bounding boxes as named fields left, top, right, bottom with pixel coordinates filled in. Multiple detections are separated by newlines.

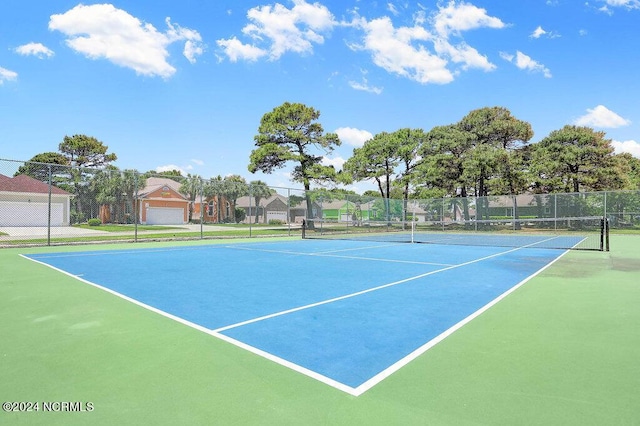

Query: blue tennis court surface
left=25, top=239, right=568, bottom=395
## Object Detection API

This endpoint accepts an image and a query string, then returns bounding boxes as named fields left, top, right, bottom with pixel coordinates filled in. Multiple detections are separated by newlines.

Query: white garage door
left=0, top=201, right=64, bottom=226
left=266, top=211, right=288, bottom=223
left=146, top=207, right=184, bottom=225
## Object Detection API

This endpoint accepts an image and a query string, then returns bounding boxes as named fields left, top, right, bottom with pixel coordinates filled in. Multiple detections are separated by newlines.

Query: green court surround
left=1, top=236, right=638, bottom=425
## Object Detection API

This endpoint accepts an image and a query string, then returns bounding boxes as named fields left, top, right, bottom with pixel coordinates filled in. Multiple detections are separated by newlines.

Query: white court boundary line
left=24, top=244, right=229, bottom=259
left=20, top=253, right=359, bottom=395
left=20, top=235, right=567, bottom=397
left=353, top=246, right=573, bottom=396
left=224, top=244, right=455, bottom=267
left=214, top=237, right=561, bottom=334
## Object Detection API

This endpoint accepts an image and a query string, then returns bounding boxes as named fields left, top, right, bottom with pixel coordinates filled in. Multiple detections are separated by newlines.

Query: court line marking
left=20, top=253, right=360, bottom=396
left=309, top=243, right=401, bottom=254
left=224, top=244, right=455, bottom=267
left=26, top=245, right=228, bottom=259
left=19, top=234, right=568, bottom=398
left=352, top=246, right=573, bottom=396
left=213, top=236, right=559, bottom=334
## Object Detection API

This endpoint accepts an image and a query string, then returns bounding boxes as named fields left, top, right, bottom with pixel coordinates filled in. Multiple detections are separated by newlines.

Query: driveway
left=0, top=226, right=111, bottom=238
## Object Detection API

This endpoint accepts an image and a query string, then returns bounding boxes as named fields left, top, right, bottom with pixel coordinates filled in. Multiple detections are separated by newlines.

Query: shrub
left=268, top=219, right=284, bottom=225
left=88, top=218, right=102, bottom=226
left=71, top=211, right=86, bottom=224
left=235, top=207, right=246, bottom=223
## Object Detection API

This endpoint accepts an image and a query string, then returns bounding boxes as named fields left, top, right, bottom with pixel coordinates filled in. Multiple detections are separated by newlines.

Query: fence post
left=47, top=164, right=52, bottom=246
left=199, top=178, right=204, bottom=240
left=287, top=188, right=291, bottom=236
left=554, top=193, right=557, bottom=231
left=134, top=171, right=139, bottom=242
left=512, top=195, right=516, bottom=231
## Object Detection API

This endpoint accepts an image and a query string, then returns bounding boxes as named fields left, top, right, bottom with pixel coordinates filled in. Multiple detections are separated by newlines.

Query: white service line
left=213, top=237, right=559, bottom=334
left=224, top=244, right=454, bottom=267
left=22, top=234, right=566, bottom=397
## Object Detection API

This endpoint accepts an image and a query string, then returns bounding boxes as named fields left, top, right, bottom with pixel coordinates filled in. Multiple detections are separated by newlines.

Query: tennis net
left=302, top=216, right=609, bottom=251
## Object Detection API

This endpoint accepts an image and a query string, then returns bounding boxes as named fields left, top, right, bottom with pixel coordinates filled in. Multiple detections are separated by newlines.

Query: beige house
left=0, top=174, right=73, bottom=227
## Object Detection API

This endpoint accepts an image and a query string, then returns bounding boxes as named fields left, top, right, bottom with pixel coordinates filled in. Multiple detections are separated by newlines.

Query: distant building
left=0, top=174, right=73, bottom=227
left=136, top=177, right=189, bottom=225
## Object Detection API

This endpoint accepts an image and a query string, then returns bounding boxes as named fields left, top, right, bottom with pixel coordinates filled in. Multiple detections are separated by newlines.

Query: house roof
left=236, top=193, right=288, bottom=208
left=0, top=173, right=71, bottom=196
left=138, top=177, right=187, bottom=200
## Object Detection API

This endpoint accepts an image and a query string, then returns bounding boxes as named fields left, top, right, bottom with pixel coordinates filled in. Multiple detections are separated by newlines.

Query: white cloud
left=217, top=0, right=336, bottom=61
left=49, top=4, right=203, bottom=78
left=612, top=140, right=640, bottom=157
left=350, top=1, right=504, bottom=85
left=601, top=0, right=640, bottom=10
left=0, top=66, right=18, bottom=84
left=335, top=127, right=373, bottom=147
left=499, top=51, right=514, bottom=62
left=191, top=159, right=205, bottom=166
left=432, top=1, right=505, bottom=37
left=433, top=38, right=495, bottom=71
left=574, top=105, right=631, bottom=128
left=500, top=50, right=552, bottom=78
left=15, top=42, right=55, bottom=58
left=156, top=164, right=193, bottom=175
left=183, top=38, right=204, bottom=64
left=530, top=26, right=559, bottom=39
left=354, top=16, right=453, bottom=84
left=217, top=37, right=267, bottom=62
left=348, top=77, right=383, bottom=94
left=218, top=1, right=503, bottom=84
left=321, top=156, right=346, bottom=169
left=387, top=3, right=400, bottom=16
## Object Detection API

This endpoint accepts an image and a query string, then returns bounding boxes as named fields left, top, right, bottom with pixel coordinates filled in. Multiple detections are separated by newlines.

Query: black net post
left=600, top=217, right=610, bottom=252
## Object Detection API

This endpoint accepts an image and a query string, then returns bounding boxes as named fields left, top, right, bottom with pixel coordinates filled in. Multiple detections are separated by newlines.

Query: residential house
left=0, top=173, right=73, bottom=226
left=236, top=193, right=289, bottom=224
left=136, top=177, right=189, bottom=225
left=192, top=193, right=231, bottom=223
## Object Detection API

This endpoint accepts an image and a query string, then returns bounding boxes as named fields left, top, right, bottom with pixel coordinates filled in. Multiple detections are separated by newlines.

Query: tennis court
left=2, top=234, right=639, bottom=424
left=24, top=238, right=572, bottom=395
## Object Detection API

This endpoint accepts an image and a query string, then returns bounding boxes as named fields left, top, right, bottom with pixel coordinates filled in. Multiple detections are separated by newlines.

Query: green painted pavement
left=1, top=236, right=638, bottom=425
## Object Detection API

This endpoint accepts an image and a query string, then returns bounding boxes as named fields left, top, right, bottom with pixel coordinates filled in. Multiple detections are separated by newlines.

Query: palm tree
left=179, top=174, right=202, bottom=222
left=249, top=180, right=275, bottom=223
left=223, top=175, right=249, bottom=223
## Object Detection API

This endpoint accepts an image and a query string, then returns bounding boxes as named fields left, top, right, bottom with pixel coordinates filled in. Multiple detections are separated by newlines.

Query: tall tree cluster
left=17, top=134, right=118, bottom=222
left=248, top=102, right=637, bottom=221
left=343, top=107, right=634, bottom=203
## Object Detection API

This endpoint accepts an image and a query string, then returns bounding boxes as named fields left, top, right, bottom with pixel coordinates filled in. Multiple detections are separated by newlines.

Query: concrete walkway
left=0, top=224, right=236, bottom=240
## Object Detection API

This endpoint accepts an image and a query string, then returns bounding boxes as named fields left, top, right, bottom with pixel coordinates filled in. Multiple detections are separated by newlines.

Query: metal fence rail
left=1, top=158, right=638, bottom=247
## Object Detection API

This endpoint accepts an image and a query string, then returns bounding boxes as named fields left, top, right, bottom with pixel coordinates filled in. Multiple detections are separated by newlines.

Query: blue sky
left=1, top=0, right=639, bottom=193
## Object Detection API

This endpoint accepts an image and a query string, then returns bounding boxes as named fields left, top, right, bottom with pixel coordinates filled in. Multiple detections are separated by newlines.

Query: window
left=208, top=201, right=215, bottom=217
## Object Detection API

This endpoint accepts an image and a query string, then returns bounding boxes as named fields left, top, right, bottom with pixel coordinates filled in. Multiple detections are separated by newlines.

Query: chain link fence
left=1, top=157, right=639, bottom=247
left=303, top=189, right=640, bottom=227
left=0, top=159, right=304, bottom=246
